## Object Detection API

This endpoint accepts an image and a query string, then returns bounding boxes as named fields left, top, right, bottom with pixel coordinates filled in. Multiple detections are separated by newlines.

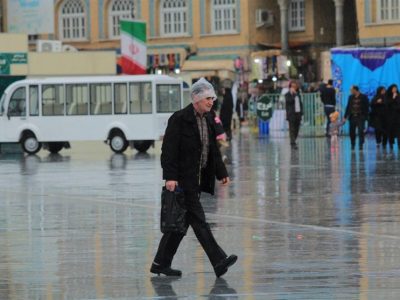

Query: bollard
left=258, top=119, right=269, bottom=137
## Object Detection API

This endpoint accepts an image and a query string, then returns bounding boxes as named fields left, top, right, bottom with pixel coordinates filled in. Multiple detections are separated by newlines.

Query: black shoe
left=214, top=255, right=238, bottom=278
left=150, top=263, right=182, bottom=277
left=291, top=144, right=298, bottom=150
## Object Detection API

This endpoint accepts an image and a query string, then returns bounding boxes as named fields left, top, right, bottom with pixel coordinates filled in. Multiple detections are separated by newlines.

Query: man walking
left=150, top=78, right=237, bottom=278
left=344, top=85, right=369, bottom=150
left=320, top=79, right=336, bottom=136
left=285, top=81, right=303, bottom=149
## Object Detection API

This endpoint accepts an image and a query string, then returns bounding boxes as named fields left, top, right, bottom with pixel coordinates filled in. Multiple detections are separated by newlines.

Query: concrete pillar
left=278, top=0, right=289, bottom=54
left=334, top=0, right=345, bottom=46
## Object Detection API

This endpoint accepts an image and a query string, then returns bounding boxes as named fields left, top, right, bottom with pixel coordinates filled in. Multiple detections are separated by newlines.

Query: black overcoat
left=344, top=94, right=369, bottom=120
left=220, top=89, right=234, bottom=127
left=385, top=95, right=400, bottom=126
left=285, top=91, right=303, bottom=121
left=370, top=95, right=385, bottom=129
left=161, top=104, right=228, bottom=195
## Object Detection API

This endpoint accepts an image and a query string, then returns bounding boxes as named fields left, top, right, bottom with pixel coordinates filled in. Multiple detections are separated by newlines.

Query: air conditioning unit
left=256, top=9, right=274, bottom=28
left=62, top=44, right=78, bottom=52
left=36, top=40, right=62, bottom=52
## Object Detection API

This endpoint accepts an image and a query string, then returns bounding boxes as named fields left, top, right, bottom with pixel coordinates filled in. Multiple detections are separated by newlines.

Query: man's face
left=290, top=83, right=298, bottom=91
left=194, top=97, right=214, bottom=114
left=351, top=86, right=359, bottom=95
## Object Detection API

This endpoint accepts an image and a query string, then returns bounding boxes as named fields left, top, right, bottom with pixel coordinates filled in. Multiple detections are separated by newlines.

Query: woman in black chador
left=384, top=84, right=400, bottom=149
left=219, top=88, right=234, bottom=140
left=370, top=86, right=386, bottom=147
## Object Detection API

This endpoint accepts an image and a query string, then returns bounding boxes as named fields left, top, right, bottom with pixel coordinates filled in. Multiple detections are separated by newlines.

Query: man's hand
left=220, top=177, right=230, bottom=185
left=165, top=180, right=178, bottom=191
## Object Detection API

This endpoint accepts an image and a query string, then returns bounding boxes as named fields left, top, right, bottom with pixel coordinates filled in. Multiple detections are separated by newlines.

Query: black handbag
left=160, top=187, right=187, bottom=234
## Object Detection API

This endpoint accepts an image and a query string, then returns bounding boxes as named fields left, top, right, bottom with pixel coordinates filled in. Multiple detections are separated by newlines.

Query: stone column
left=334, top=0, right=345, bottom=46
left=278, top=0, right=289, bottom=54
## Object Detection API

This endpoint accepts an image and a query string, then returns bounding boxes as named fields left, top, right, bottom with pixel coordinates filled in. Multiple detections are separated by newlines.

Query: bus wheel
left=21, top=133, right=42, bottom=155
left=48, top=142, right=63, bottom=154
left=133, top=140, right=153, bottom=153
left=110, top=133, right=128, bottom=153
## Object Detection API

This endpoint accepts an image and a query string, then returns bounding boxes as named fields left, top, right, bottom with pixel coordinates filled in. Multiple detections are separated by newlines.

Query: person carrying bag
left=150, top=78, right=237, bottom=278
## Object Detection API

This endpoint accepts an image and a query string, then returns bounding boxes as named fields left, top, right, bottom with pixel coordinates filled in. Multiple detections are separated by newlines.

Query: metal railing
left=250, top=92, right=326, bottom=137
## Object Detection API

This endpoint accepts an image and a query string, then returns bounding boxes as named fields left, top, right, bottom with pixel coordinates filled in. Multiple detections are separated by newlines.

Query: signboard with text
left=256, top=94, right=274, bottom=121
left=7, top=0, right=54, bottom=34
left=0, top=53, right=28, bottom=75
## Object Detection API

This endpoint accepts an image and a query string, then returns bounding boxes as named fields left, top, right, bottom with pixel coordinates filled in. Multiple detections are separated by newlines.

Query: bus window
left=66, top=84, right=88, bottom=115
left=129, top=82, right=152, bottom=114
left=156, top=84, right=181, bottom=113
left=8, top=87, right=26, bottom=117
left=0, top=92, right=5, bottom=115
left=29, top=85, right=39, bottom=116
left=42, top=85, right=65, bottom=116
left=90, top=84, right=112, bottom=115
left=142, top=83, right=152, bottom=113
left=114, top=83, right=127, bottom=114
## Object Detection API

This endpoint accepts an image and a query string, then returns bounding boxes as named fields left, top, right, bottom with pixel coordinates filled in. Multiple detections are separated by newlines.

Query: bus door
left=4, top=86, right=27, bottom=140
left=155, top=84, right=182, bottom=138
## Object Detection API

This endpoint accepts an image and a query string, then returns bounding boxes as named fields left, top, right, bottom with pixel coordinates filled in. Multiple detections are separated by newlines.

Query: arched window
left=160, top=0, right=188, bottom=37
left=59, top=0, right=87, bottom=41
left=108, top=0, right=135, bottom=39
left=211, top=0, right=237, bottom=34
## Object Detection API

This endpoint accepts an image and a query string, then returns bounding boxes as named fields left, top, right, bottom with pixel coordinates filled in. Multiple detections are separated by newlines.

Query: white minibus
left=0, top=75, right=183, bottom=154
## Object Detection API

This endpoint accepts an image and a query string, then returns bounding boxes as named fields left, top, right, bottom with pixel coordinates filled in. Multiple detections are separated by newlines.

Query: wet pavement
left=1, top=131, right=400, bottom=299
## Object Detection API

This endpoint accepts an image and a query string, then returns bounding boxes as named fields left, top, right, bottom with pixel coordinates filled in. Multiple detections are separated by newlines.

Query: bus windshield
left=0, top=92, right=5, bottom=115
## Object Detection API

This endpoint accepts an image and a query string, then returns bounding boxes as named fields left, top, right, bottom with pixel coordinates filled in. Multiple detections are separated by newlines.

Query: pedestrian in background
left=384, top=84, right=400, bottom=150
left=150, top=78, right=237, bottom=278
left=344, top=85, right=369, bottom=150
left=285, top=81, right=303, bottom=150
left=329, top=111, right=345, bottom=148
left=370, top=86, right=387, bottom=148
left=320, top=79, right=336, bottom=137
left=220, top=87, right=234, bottom=140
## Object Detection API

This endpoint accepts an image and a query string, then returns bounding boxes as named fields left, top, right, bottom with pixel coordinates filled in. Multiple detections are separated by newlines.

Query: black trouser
left=386, top=121, right=400, bottom=148
left=288, top=115, right=302, bottom=145
left=349, top=116, right=365, bottom=147
left=374, top=117, right=386, bottom=145
left=153, top=191, right=227, bottom=267
left=375, top=128, right=384, bottom=144
left=221, top=115, right=232, bottom=140
left=324, top=106, right=335, bottom=135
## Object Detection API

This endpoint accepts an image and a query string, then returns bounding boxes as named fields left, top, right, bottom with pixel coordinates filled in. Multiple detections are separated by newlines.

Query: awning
left=257, top=40, right=312, bottom=50
left=251, top=49, right=281, bottom=58
left=182, top=60, right=235, bottom=72
left=182, top=54, right=237, bottom=72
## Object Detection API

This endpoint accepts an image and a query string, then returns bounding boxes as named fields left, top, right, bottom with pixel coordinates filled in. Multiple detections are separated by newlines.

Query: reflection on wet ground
left=1, top=133, right=400, bottom=299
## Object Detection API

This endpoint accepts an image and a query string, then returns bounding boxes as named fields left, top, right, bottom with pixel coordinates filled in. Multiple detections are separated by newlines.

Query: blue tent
left=331, top=47, right=400, bottom=133
left=331, top=47, right=400, bottom=110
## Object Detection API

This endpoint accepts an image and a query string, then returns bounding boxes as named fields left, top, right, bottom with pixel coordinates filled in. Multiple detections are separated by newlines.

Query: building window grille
left=108, top=0, right=135, bottom=39
left=379, top=0, right=400, bottom=22
left=289, top=0, right=305, bottom=31
left=160, top=0, right=188, bottom=37
left=59, top=0, right=87, bottom=41
left=211, top=0, right=237, bottom=34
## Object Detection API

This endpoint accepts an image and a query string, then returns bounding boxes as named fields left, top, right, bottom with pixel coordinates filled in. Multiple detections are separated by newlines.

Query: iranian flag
left=120, top=20, right=147, bottom=74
